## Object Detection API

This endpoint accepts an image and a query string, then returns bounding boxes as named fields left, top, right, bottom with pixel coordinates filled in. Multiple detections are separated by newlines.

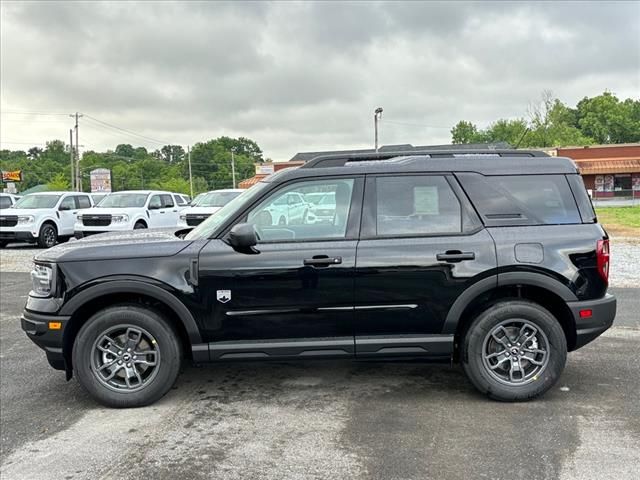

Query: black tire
left=461, top=300, right=567, bottom=402
left=134, top=221, right=147, bottom=229
left=72, top=305, right=182, bottom=408
left=37, top=223, right=58, bottom=248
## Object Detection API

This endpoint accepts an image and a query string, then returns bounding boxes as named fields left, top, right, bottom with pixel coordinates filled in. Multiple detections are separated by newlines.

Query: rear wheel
left=73, top=305, right=182, bottom=408
left=134, top=221, right=147, bottom=229
left=37, top=223, right=58, bottom=248
left=461, top=300, right=567, bottom=401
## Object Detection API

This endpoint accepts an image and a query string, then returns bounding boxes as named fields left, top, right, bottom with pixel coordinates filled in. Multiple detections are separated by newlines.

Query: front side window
left=59, top=196, right=76, bottom=210
left=148, top=195, right=162, bottom=209
left=77, top=196, right=91, bottom=209
left=13, top=195, right=61, bottom=209
left=375, top=176, right=462, bottom=236
left=246, top=178, right=355, bottom=242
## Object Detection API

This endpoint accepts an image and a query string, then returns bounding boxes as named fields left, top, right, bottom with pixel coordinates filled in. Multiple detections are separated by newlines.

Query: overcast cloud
left=1, top=1, right=638, bottom=160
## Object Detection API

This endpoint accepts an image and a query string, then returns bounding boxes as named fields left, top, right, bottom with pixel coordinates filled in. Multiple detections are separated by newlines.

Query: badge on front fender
left=217, top=290, right=231, bottom=303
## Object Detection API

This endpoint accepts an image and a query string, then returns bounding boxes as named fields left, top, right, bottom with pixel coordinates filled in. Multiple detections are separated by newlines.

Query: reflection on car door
left=57, top=196, right=77, bottom=236
left=353, top=174, right=497, bottom=358
left=161, top=194, right=178, bottom=226
left=197, top=176, right=364, bottom=360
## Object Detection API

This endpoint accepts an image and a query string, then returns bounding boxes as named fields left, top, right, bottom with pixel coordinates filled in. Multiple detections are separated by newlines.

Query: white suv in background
left=0, top=193, right=21, bottom=209
left=177, top=189, right=243, bottom=228
left=0, top=191, right=93, bottom=248
left=75, top=190, right=180, bottom=238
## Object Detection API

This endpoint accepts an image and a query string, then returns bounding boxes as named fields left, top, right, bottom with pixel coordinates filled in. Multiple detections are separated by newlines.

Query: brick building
left=557, top=144, right=640, bottom=198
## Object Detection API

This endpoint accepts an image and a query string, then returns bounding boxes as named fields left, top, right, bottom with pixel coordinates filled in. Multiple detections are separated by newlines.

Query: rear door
left=354, top=174, right=497, bottom=358
left=161, top=194, right=179, bottom=226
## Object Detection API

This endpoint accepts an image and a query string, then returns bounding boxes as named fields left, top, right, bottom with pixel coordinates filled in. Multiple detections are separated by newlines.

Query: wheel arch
left=444, top=274, right=578, bottom=359
left=60, top=281, right=204, bottom=375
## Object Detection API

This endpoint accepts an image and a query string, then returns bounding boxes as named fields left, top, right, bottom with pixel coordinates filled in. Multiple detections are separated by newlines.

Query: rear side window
left=77, top=196, right=91, bottom=209
left=458, top=173, right=581, bottom=226
left=161, top=194, right=174, bottom=208
left=174, top=194, right=186, bottom=206
left=375, top=176, right=462, bottom=236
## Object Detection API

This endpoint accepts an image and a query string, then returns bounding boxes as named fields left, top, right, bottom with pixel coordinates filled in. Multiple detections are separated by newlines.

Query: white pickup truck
left=0, top=191, right=93, bottom=248
left=75, top=190, right=182, bottom=238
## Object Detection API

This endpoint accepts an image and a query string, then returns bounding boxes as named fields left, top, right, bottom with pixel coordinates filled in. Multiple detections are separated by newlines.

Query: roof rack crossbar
left=300, top=149, right=549, bottom=168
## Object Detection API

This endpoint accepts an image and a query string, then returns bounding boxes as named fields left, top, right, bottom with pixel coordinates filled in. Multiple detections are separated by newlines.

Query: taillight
left=596, top=239, right=610, bottom=284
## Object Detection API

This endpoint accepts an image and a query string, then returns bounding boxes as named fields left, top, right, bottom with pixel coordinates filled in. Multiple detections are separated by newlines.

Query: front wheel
left=37, top=223, right=58, bottom=248
left=461, top=300, right=567, bottom=402
left=134, top=221, right=147, bottom=229
left=73, top=305, right=182, bottom=408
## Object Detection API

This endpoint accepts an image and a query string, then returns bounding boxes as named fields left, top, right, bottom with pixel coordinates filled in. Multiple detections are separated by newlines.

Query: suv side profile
left=74, top=190, right=180, bottom=237
left=21, top=150, right=616, bottom=407
left=1, top=191, right=93, bottom=248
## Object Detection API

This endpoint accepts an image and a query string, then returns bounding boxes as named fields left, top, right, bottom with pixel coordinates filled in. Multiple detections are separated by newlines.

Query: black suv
left=22, top=150, right=616, bottom=407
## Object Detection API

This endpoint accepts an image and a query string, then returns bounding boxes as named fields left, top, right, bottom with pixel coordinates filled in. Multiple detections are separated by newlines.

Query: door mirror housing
left=148, top=203, right=162, bottom=210
left=58, top=204, right=72, bottom=211
left=229, top=223, right=258, bottom=253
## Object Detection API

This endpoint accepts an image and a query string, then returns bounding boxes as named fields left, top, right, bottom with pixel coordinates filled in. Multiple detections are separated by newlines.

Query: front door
left=57, top=196, right=78, bottom=236
left=354, top=174, right=496, bottom=357
left=197, top=176, right=363, bottom=360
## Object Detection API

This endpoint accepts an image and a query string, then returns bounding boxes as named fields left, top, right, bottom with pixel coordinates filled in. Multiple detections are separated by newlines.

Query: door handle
left=159, top=211, right=166, bottom=214
left=303, top=255, right=342, bottom=267
left=436, top=251, right=476, bottom=263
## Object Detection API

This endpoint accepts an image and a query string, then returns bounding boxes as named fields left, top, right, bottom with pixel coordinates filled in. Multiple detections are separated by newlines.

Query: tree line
left=450, top=91, right=640, bottom=147
left=0, top=136, right=264, bottom=195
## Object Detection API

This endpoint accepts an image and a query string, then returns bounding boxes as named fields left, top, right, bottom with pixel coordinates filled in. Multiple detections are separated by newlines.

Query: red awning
left=238, top=174, right=268, bottom=189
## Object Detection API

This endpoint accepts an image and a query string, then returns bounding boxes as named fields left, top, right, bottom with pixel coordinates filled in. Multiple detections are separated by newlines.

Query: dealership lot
left=1, top=264, right=639, bottom=479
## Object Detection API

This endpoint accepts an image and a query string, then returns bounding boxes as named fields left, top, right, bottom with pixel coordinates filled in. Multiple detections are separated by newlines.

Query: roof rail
left=301, top=149, right=549, bottom=169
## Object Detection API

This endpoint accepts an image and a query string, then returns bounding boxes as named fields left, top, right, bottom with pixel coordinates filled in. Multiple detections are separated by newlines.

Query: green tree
left=115, top=144, right=135, bottom=158
left=576, top=92, right=640, bottom=144
left=47, top=173, right=71, bottom=191
left=451, top=121, right=482, bottom=144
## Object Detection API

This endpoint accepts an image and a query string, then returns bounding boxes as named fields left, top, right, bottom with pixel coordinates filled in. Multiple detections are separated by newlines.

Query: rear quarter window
left=457, top=173, right=581, bottom=226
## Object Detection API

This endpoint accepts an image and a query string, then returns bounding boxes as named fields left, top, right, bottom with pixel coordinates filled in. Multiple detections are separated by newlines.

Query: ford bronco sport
left=21, top=149, right=616, bottom=407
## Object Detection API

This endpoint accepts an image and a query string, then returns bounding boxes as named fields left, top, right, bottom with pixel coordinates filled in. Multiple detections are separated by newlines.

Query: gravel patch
left=1, top=238, right=638, bottom=287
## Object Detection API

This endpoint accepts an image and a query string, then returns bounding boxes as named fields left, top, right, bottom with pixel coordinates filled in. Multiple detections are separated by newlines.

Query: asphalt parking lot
left=1, top=271, right=639, bottom=480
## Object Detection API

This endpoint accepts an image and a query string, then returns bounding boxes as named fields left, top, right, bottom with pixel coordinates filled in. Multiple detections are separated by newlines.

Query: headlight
left=30, top=263, right=55, bottom=297
left=112, top=214, right=129, bottom=223
left=76, top=214, right=83, bottom=221
left=17, top=215, right=35, bottom=225
left=179, top=214, right=187, bottom=221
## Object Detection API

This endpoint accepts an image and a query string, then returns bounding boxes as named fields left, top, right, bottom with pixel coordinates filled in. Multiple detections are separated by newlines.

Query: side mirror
left=228, top=223, right=258, bottom=253
left=59, top=204, right=72, bottom=211
left=148, top=203, right=161, bottom=210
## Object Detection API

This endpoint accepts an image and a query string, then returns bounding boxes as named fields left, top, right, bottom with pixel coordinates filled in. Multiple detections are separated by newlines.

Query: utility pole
left=230, top=148, right=237, bottom=188
left=69, top=129, right=75, bottom=190
left=187, top=146, right=193, bottom=198
left=374, top=107, right=383, bottom=152
left=69, top=112, right=83, bottom=191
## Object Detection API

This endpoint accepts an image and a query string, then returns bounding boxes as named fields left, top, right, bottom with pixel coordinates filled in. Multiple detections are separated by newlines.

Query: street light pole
left=230, top=148, right=237, bottom=189
left=188, top=145, right=193, bottom=198
left=374, top=107, right=383, bottom=152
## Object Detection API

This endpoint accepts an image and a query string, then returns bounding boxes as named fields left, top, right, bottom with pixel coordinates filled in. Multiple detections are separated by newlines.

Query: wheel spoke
left=514, top=324, right=538, bottom=347
left=124, top=327, right=143, bottom=350
left=133, top=350, right=157, bottom=366
left=509, top=357, right=525, bottom=383
left=97, top=335, right=123, bottom=355
left=491, top=326, right=513, bottom=348
left=102, top=363, right=124, bottom=381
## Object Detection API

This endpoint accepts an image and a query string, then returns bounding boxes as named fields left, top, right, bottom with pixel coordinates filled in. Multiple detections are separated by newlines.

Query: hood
left=181, top=206, right=222, bottom=215
left=36, top=227, right=192, bottom=263
left=1, top=208, right=54, bottom=217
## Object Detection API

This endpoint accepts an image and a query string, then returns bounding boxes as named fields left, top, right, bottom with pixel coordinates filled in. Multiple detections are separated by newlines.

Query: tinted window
left=174, top=194, right=186, bottom=206
left=246, top=179, right=354, bottom=242
left=458, top=174, right=581, bottom=225
left=161, top=194, right=174, bottom=208
left=77, top=196, right=91, bottom=209
left=149, top=195, right=162, bottom=208
left=0, top=196, right=12, bottom=209
left=375, top=176, right=462, bottom=236
left=59, top=196, right=75, bottom=210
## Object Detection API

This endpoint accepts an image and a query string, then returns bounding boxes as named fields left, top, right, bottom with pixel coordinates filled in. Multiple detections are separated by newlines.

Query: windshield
left=191, top=193, right=206, bottom=206
left=92, top=194, right=107, bottom=205
left=97, top=193, right=149, bottom=208
left=186, top=183, right=268, bottom=240
left=13, top=194, right=61, bottom=209
left=199, top=191, right=242, bottom=207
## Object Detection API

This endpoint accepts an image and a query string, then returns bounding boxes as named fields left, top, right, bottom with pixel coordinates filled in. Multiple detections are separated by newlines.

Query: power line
left=83, top=114, right=172, bottom=145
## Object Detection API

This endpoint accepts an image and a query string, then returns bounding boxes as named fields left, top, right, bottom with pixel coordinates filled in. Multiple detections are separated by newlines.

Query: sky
left=1, top=1, right=639, bottom=160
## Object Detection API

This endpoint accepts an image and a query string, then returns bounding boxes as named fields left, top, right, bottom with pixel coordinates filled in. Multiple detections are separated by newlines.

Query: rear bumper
left=568, top=293, right=616, bottom=350
left=21, top=309, right=69, bottom=370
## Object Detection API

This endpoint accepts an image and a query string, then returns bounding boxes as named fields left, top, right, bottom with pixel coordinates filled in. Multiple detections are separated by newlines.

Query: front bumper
left=568, top=293, right=616, bottom=350
left=0, top=229, right=37, bottom=242
left=21, top=309, right=69, bottom=371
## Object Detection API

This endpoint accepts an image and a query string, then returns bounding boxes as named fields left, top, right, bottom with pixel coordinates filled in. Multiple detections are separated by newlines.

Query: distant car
left=253, top=191, right=309, bottom=226
left=0, top=191, right=93, bottom=248
left=0, top=193, right=21, bottom=210
left=75, top=190, right=180, bottom=238
left=307, top=192, right=336, bottom=224
left=177, top=189, right=243, bottom=227
left=90, top=193, right=109, bottom=206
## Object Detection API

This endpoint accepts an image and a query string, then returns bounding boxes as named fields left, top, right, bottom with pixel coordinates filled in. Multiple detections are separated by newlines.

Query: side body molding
left=59, top=280, right=203, bottom=345
left=441, top=272, right=578, bottom=334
